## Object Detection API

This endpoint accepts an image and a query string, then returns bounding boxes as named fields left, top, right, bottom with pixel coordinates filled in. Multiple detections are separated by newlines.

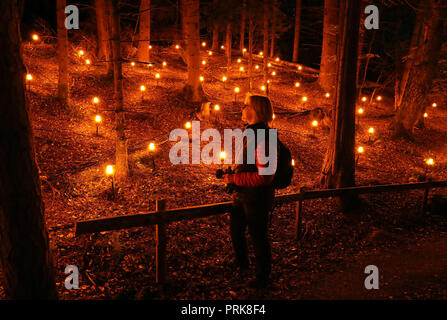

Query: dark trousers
left=230, top=188, right=274, bottom=280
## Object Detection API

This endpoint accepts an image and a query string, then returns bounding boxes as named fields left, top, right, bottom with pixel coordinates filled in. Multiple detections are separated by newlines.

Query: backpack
left=273, top=138, right=293, bottom=189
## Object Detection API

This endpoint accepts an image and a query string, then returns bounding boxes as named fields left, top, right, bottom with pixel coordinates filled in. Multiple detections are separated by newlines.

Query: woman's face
left=241, top=104, right=257, bottom=125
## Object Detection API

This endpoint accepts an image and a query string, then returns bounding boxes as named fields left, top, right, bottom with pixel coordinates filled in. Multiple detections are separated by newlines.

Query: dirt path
left=291, top=237, right=447, bottom=299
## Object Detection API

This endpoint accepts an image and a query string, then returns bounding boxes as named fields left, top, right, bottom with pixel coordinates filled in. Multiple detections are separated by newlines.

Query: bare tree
left=109, top=0, right=129, bottom=178
left=95, top=0, right=113, bottom=75
left=240, top=0, right=246, bottom=53
left=263, top=0, right=269, bottom=86
left=0, top=0, right=58, bottom=299
left=182, top=0, right=205, bottom=102
left=319, top=0, right=338, bottom=93
left=292, top=0, right=301, bottom=63
left=57, top=0, right=69, bottom=105
left=321, top=0, right=360, bottom=201
left=391, top=0, right=444, bottom=139
left=225, top=22, right=232, bottom=66
left=137, top=0, right=151, bottom=64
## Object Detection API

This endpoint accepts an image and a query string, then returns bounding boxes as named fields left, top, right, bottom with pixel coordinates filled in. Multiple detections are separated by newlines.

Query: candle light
left=95, top=115, right=102, bottom=135
left=291, top=159, right=295, bottom=166
left=78, top=50, right=84, bottom=57
left=239, top=66, right=244, bottom=72
left=25, top=74, right=33, bottom=91
left=32, top=34, right=39, bottom=41
left=202, top=41, right=207, bottom=47
left=202, top=60, right=206, bottom=65
left=140, top=85, right=146, bottom=100
left=208, top=51, right=213, bottom=56
left=275, top=57, right=280, bottom=62
left=221, top=45, right=225, bottom=50
left=162, top=61, right=167, bottom=67
left=237, top=58, right=242, bottom=63
left=234, top=87, right=240, bottom=102
left=272, top=113, right=276, bottom=120
left=214, top=104, right=220, bottom=111
left=302, top=96, right=307, bottom=102
left=259, top=51, right=263, bottom=56
left=149, top=142, right=155, bottom=151
left=255, top=65, right=260, bottom=70
left=298, top=65, right=302, bottom=71
left=106, top=165, right=115, bottom=197
left=261, top=85, right=266, bottom=92
left=85, top=59, right=91, bottom=65
left=356, top=146, right=364, bottom=165
left=200, top=76, right=204, bottom=82
left=432, top=103, right=437, bottom=108
left=312, top=120, right=318, bottom=135
left=325, top=93, right=330, bottom=98
left=175, top=44, right=180, bottom=49
left=131, top=61, right=135, bottom=67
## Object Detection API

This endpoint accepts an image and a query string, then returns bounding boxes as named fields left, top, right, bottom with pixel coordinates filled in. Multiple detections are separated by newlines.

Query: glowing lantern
left=362, top=96, right=367, bottom=102
left=208, top=51, right=213, bottom=55
left=95, top=115, right=102, bottom=123
left=222, top=76, right=227, bottom=82
left=234, top=87, right=240, bottom=93
left=131, top=62, right=135, bottom=67
left=239, top=66, right=244, bottom=72
left=261, top=85, right=266, bottom=91
left=325, top=93, right=330, bottom=98
left=275, top=57, right=280, bottom=62
left=295, top=82, right=300, bottom=87
left=312, top=120, right=318, bottom=127
left=32, top=34, right=39, bottom=41
left=106, top=165, right=115, bottom=176
left=214, top=105, right=220, bottom=111
left=175, top=45, right=180, bottom=49
left=149, top=142, right=155, bottom=151
left=358, top=146, right=364, bottom=154
left=221, top=45, right=225, bottom=50
left=85, top=59, right=91, bottom=65
left=267, top=63, right=272, bottom=67
left=234, top=87, right=240, bottom=102
left=426, top=158, right=434, bottom=166
left=369, top=127, right=374, bottom=134
left=220, top=151, right=226, bottom=160
left=302, top=96, right=308, bottom=102
left=259, top=51, right=263, bottom=56
left=237, top=58, right=242, bottom=63
left=255, top=65, right=260, bottom=70
left=358, top=108, right=364, bottom=115
left=78, top=50, right=84, bottom=56
left=271, top=71, right=276, bottom=76
left=185, top=121, right=192, bottom=129
left=243, top=48, right=247, bottom=53
left=298, top=65, right=302, bottom=70
left=272, top=114, right=276, bottom=120
left=93, top=97, right=99, bottom=104
left=155, top=73, right=160, bottom=79
left=162, top=61, right=167, bottom=67
left=291, top=159, right=295, bottom=166
left=26, top=74, right=33, bottom=81
left=202, top=41, right=207, bottom=47
left=200, top=76, right=204, bottom=82
left=149, top=45, right=152, bottom=49
left=376, top=96, right=382, bottom=101
left=140, top=85, right=146, bottom=92
left=202, top=60, right=206, bottom=65
left=424, top=112, right=428, bottom=118
left=432, top=103, right=437, bottom=108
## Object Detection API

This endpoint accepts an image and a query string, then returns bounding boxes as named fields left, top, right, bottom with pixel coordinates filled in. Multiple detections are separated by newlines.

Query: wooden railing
left=75, top=180, right=447, bottom=283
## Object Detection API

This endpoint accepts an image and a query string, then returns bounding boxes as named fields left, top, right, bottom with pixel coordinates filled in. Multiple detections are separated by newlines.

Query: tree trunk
left=292, top=0, right=301, bottom=63
left=321, top=0, right=360, bottom=197
left=225, top=22, right=232, bottom=66
left=57, top=0, right=69, bottom=105
left=319, top=0, right=338, bottom=93
left=182, top=0, right=204, bottom=102
left=211, top=23, right=219, bottom=51
left=95, top=0, right=113, bottom=75
left=0, top=0, right=58, bottom=299
left=240, top=0, right=246, bottom=53
left=270, top=0, right=277, bottom=58
left=137, top=0, right=150, bottom=64
left=248, top=15, right=254, bottom=91
left=109, top=0, right=129, bottom=178
left=263, top=0, right=269, bottom=86
left=395, top=8, right=423, bottom=111
left=392, top=0, right=443, bottom=139
left=356, top=0, right=365, bottom=96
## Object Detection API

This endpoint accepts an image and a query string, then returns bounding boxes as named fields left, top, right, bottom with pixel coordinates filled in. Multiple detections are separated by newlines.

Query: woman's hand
left=223, top=174, right=234, bottom=184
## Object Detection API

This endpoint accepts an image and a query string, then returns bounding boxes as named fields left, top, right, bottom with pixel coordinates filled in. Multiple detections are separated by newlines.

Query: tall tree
left=391, top=0, right=444, bottom=139
left=109, top=0, right=129, bottom=178
left=319, top=0, right=339, bottom=93
left=321, top=0, right=360, bottom=197
left=356, top=0, right=365, bottom=96
left=137, top=0, right=151, bottom=64
left=292, top=0, right=301, bottom=63
left=57, top=0, right=69, bottom=105
left=95, top=0, right=113, bottom=75
left=263, top=0, right=269, bottom=86
left=269, top=0, right=277, bottom=58
left=225, top=22, right=232, bottom=66
left=248, top=11, right=254, bottom=90
left=182, top=0, right=204, bottom=102
left=240, top=0, right=246, bottom=53
left=211, top=0, right=220, bottom=51
left=0, top=0, right=58, bottom=299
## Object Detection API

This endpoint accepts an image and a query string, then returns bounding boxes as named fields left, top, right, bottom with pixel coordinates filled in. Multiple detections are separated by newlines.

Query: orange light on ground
left=95, top=115, right=102, bottom=123
left=149, top=142, right=156, bottom=151
left=162, top=61, right=167, bottom=67
left=78, top=50, right=84, bottom=56
left=426, top=158, right=434, bottom=166
left=131, top=62, right=135, bottom=67
left=200, top=76, right=204, bottom=82
left=185, top=121, right=192, bottom=129
left=298, top=65, right=302, bottom=70
left=93, top=97, right=99, bottom=104
left=261, top=85, right=266, bottom=91
left=214, top=105, right=220, bottom=111
left=237, top=58, right=242, bottom=63
left=295, top=82, right=300, bottom=87
left=369, top=127, right=374, bottom=134
left=377, top=96, right=382, bottom=101
left=325, top=93, right=330, bottom=98
left=259, top=51, right=263, bottom=56
left=26, top=74, right=33, bottom=81
left=358, top=108, right=364, bottom=115
left=291, top=159, right=295, bottom=166
left=106, top=165, right=115, bottom=176
left=239, top=66, right=244, bottom=72
left=255, top=65, right=260, bottom=69
left=432, top=103, right=437, bottom=108
left=85, top=59, right=91, bottom=65
left=272, top=71, right=276, bottom=76
left=424, top=112, right=428, bottom=118
left=358, top=146, right=364, bottom=153
left=175, top=45, right=180, bottom=49
left=362, top=96, right=367, bottom=102
left=32, top=34, right=39, bottom=41
left=302, top=96, right=308, bottom=102
left=140, top=85, right=146, bottom=92
left=202, top=42, right=207, bottom=47
left=202, top=60, right=206, bottom=65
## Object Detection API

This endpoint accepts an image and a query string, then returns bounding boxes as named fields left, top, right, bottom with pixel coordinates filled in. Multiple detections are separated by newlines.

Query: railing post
left=155, top=199, right=167, bottom=284
left=294, top=188, right=304, bottom=240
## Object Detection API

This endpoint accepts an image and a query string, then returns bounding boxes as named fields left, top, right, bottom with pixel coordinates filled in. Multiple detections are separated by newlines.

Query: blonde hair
left=247, top=95, right=274, bottom=124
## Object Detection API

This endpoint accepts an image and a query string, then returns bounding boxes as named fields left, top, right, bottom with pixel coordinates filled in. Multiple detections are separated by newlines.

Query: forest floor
left=1, top=41, right=447, bottom=300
